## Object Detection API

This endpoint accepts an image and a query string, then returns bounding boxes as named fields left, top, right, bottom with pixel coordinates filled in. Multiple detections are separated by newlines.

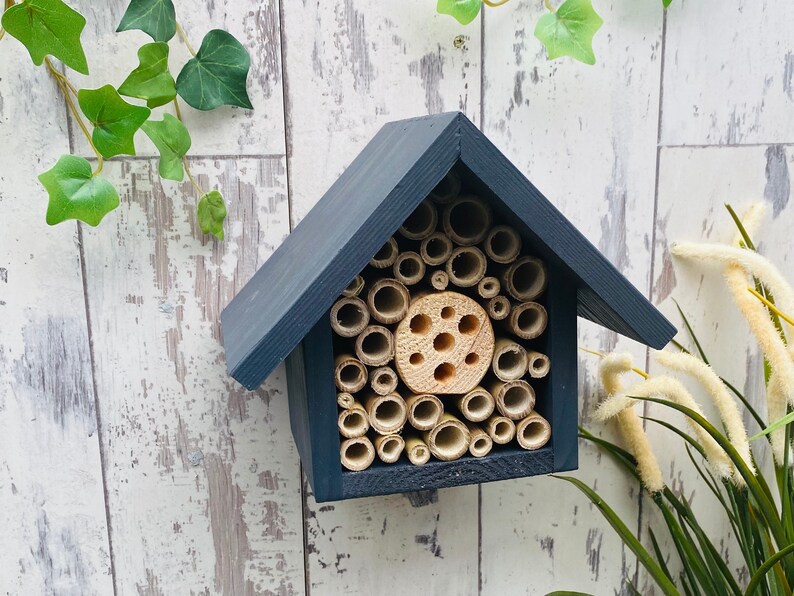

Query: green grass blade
left=751, top=411, right=794, bottom=441
left=649, top=528, right=676, bottom=583
left=726, top=203, right=758, bottom=251
left=546, top=592, right=596, bottom=596
left=673, top=299, right=709, bottom=364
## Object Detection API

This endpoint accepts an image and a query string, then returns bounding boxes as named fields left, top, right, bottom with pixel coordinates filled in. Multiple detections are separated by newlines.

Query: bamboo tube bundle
left=527, top=351, right=551, bottom=379
left=423, top=413, right=470, bottom=461
left=502, top=256, right=547, bottom=302
left=466, top=422, right=494, bottom=458
left=405, top=393, right=444, bottom=431
left=337, top=392, right=355, bottom=409
left=506, top=302, right=547, bottom=340
left=405, top=435, right=431, bottom=465
left=420, top=232, right=454, bottom=266
left=367, top=278, right=411, bottom=324
left=365, top=393, right=408, bottom=434
left=489, top=379, right=536, bottom=420
left=355, top=325, right=394, bottom=366
left=393, top=251, right=426, bottom=286
left=442, top=195, right=492, bottom=246
left=491, top=338, right=529, bottom=382
left=330, top=296, right=370, bottom=337
left=340, top=436, right=375, bottom=471
left=484, top=225, right=522, bottom=264
left=446, top=246, right=487, bottom=288
left=334, top=354, right=367, bottom=393
left=486, top=296, right=511, bottom=321
left=516, top=412, right=552, bottom=450
left=455, top=386, right=495, bottom=422
left=399, top=200, right=438, bottom=240
left=477, top=276, right=500, bottom=299
left=429, top=170, right=461, bottom=205
left=337, top=403, right=370, bottom=438
left=374, top=434, right=405, bottom=464
left=369, top=366, right=399, bottom=396
left=370, top=237, right=399, bottom=269
left=428, top=270, right=449, bottom=291
left=485, top=415, right=516, bottom=445
left=341, top=275, right=365, bottom=298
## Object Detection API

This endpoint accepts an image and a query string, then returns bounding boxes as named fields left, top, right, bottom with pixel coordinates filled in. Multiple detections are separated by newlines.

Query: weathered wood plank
left=0, top=39, right=114, bottom=595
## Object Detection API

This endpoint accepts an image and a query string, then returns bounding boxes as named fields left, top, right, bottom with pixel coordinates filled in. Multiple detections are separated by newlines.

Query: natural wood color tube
left=365, top=393, right=408, bottom=434
left=516, top=412, right=552, bottom=450
left=492, top=338, right=529, bottom=382
left=354, top=325, right=394, bottom=366
left=405, top=435, right=431, bottom=465
left=465, top=422, right=493, bottom=458
left=341, top=275, right=365, bottom=298
left=502, top=256, right=548, bottom=301
left=405, top=393, right=444, bottom=431
left=423, top=413, right=470, bottom=461
left=487, top=296, right=511, bottom=321
left=393, top=251, right=426, bottom=286
left=489, top=379, right=536, bottom=420
left=428, top=269, right=449, bottom=291
left=455, top=386, right=495, bottom=422
left=374, top=434, right=405, bottom=464
left=334, top=354, right=367, bottom=393
left=337, top=392, right=355, bottom=409
left=370, top=237, right=399, bottom=269
left=399, top=200, right=438, bottom=240
left=446, top=246, right=487, bottom=288
left=337, top=402, right=369, bottom=438
left=484, top=225, right=522, bottom=264
left=527, top=351, right=551, bottom=379
left=330, top=296, right=370, bottom=338
left=442, top=195, right=492, bottom=246
left=477, top=276, right=500, bottom=299
left=369, top=366, right=399, bottom=396
left=340, top=436, right=375, bottom=471
left=429, top=170, right=461, bottom=205
left=507, top=302, right=548, bottom=340
left=485, top=415, right=516, bottom=444
left=420, top=232, right=454, bottom=266
left=367, top=278, right=410, bottom=324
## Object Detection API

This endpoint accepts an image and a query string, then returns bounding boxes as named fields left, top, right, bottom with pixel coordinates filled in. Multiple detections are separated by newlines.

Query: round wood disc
left=394, top=291, right=494, bottom=394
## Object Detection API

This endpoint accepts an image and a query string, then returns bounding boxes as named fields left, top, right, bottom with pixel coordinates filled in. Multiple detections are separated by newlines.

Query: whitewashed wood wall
left=1, top=0, right=793, bottom=594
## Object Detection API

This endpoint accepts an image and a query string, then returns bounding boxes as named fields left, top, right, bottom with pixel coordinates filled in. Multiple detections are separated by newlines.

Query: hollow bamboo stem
left=489, top=379, right=536, bottom=420
left=506, top=302, right=548, bottom=340
left=334, top=354, right=368, bottom=393
left=337, top=402, right=370, bottom=438
left=485, top=415, right=516, bottom=444
left=446, top=246, right=487, bottom=288
left=428, top=269, right=449, bottom=291
left=486, top=296, right=511, bottom=321
left=399, top=200, right=438, bottom=240
left=341, top=275, right=365, bottom=298
left=393, top=251, right=426, bottom=286
left=340, top=436, right=375, bottom=471
left=405, top=435, right=431, bottom=465
left=516, top=412, right=552, bottom=450
left=465, top=422, right=494, bottom=458
left=374, top=434, right=405, bottom=464
left=370, top=237, right=399, bottom=269
left=423, top=413, right=471, bottom=461
left=455, top=386, right=495, bottom=422
left=477, top=276, right=501, bottom=299
left=527, top=351, right=551, bottom=379
left=369, top=366, right=399, bottom=396
left=367, top=278, right=411, bottom=324
left=405, top=393, right=444, bottom=431
left=429, top=170, right=462, bottom=205
left=330, top=296, right=370, bottom=337
left=365, top=393, right=408, bottom=434
left=420, top=232, right=454, bottom=266
left=442, top=195, right=492, bottom=246
left=491, top=338, right=529, bottom=382
left=354, top=325, right=395, bottom=366
left=337, top=392, right=355, bottom=409
left=502, top=256, right=548, bottom=301
left=484, top=225, right=522, bottom=264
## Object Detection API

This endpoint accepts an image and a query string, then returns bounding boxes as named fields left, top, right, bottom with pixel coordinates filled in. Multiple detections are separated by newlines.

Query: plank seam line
left=660, top=142, right=794, bottom=149
left=76, top=153, right=287, bottom=161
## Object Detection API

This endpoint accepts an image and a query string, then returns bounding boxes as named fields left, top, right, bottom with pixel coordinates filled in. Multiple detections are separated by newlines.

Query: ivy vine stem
left=0, top=0, right=16, bottom=41
left=543, top=0, right=556, bottom=13
left=175, top=23, right=197, bottom=57
left=483, top=0, right=512, bottom=7
left=172, top=96, right=204, bottom=196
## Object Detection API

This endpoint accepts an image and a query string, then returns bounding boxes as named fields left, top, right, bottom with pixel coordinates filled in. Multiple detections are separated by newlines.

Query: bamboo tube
left=516, top=412, right=552, bottom=450
left=502, top=256, right=548, bottom=301
left=455, top=386, right=495, bottom=422
left=477, top=276, right=500, bottom=299
left=527, top=351, right=551, bottom=379
left=486, top=296, right=511, bottom=321
left=337, top=392, right=355, bottom=409
left=354, top=325, right=394, bottom=366
left=365, top=393, right=408, bottom=434
left=374, top=434, right=405, bottom=464
left=491, top=338, right=529, bottom=382
left=340, top=436, right=375, bottom=471
left=423, top=413, right=470, bottom=461
left=393, top=251, right=426, bottom=286
left=370, top=237, right=399, bottom=269
left=507, top=302, right=548, bottom=340
left=466, top=422, right=493, bottom=458
left=489, top=379, right=536, bottom=420
left=405, top=393, right=444, bottom=431
left=428, top=270, right=449, bottom=291
left=334, top=354, right=367, bottom=393
left=429, top=170, right=461, bottom=205
left=485, top=415, right=516, bottom=444
left=367, top=278, right=411, bottom=324
left=446, top=246, right=487, bottom=288
left=329, top=296, right=370, bottom=338
left=341, top=275, right=365, bottom=298
left=420, top=232, right=454, bottom=266
left=337, top=402, right=370, bottom=438
left=369, top=366, right=399, bottom=396
left=399, top=200, right=438, bottom=240
left=405, top=435, right=431, bottom=465
left=442, top=195, right=492, bottom=246
left=484, top=225, right=522, bottom=264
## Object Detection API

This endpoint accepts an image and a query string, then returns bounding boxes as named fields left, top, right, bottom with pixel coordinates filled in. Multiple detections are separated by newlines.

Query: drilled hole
left=458, top=314, right=479, bottom=335
left=441, top=306, right=455, bottom=320
left=409, top=352, right=424, bottom=366
left=433, top=332, right=455, bottom=352
left=410, top=313, right=432, bottom=334
left=465, top=353, right=479, bottom=365
left=434, top=363, right=456, bottom=384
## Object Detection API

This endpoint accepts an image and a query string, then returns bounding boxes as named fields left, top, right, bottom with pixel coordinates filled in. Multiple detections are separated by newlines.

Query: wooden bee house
left=221, top=112, right=675, bottom=502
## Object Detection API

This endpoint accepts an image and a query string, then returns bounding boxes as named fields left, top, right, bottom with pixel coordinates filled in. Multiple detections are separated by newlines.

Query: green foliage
left=141, top=114, right=191, bottom=181
left=197, top=190, right=227, bottom=240
left=78, top=85, right=151, bottom=158
left=39, top=155, right=119, bottom=226
left=118, top=42, right=176, bottom=108
left=663, top=0, right=673, bottom=7
left=1, top=0, right=88, bottom=74
left=436, top=0, right=481, bottom=26
left=534, top=0, right=603, bottom=65
left=116, top=0, right=176, bottom=42
left=176, top=29, right=252, bottom=111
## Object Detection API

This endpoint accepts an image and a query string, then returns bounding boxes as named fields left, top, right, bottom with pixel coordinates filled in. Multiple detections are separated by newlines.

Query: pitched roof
left=222, top=112, right=675, bottom=389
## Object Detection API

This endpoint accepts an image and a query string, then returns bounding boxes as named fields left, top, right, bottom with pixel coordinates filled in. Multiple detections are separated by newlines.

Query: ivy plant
left=0, top=0, right=253, bottom=240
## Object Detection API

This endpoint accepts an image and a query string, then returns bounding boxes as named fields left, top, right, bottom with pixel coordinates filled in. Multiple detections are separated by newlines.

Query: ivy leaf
left=197, top=190, right=226, bottom=240
left=141, top=114, right=191, bottom=181
left=39, top=155, right=119, bottom=226
left=116, top=0, right=176, bottom=42
left=1, top=0, right=89, bottom=74
left=176, top=30, right=253, bottom=111
left=78, top=85, right=151, bottom=158
left=436, top=0, right=481, bottom=25
left=534, top=0, right=603, bottom=65
left=118, top=42, right=176, bottom=108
